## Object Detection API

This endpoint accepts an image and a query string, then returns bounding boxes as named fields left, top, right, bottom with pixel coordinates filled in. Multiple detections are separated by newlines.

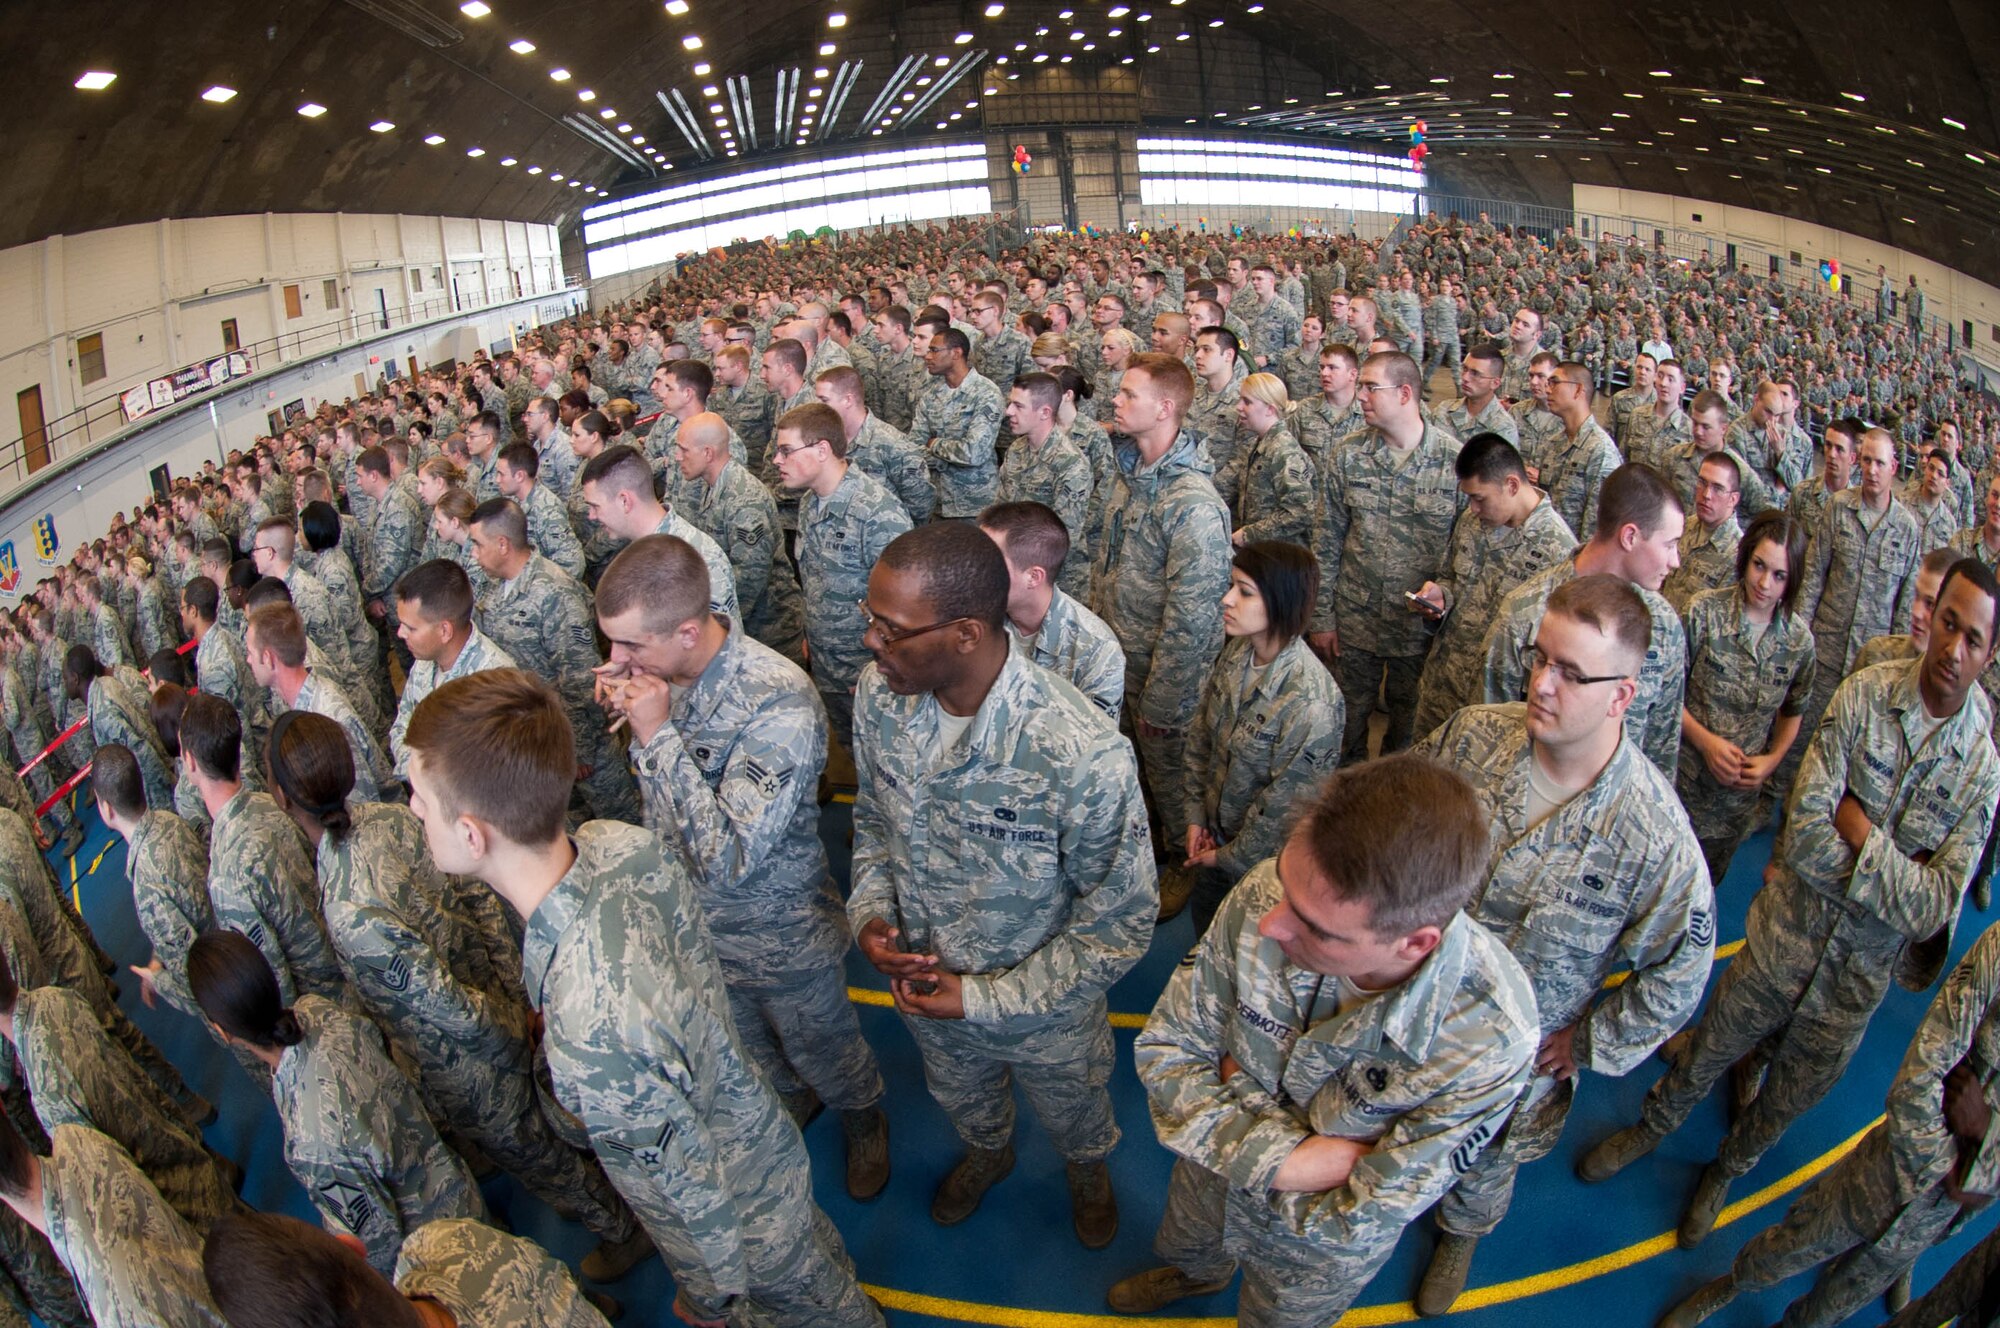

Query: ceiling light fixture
left=578, top=88, right=596, bottom=101
left=527, top=164, right=542, bottom=173
left=551, top=172, right=565, bottom=181
left=1840, top=91, right=1866, bottom=102
left=550, top=68, right=571, bottom=81
left=508, top=38, right=535, bottom=54
left=500, top=156, right=517, bottom=165
left=466, top=146, right=485, bottom=156
left=370, top=119, right=395, bottom=132
left=297, top=102, right=328, bottom=117
left=956, top=31, right=974, bottom=43
left=1740, top=75, right=1764, bottom=85
left=682, top=34, right=702, bottom=49
left=827, top=11, right=846, bottom=26
left=600, top=107, right=616, bottom=118
left=201, top=85, right=237, bottom=103
left=821, top=42, right=836, bottom=54
left=665, top=0, right=690, bottom=11
left=985, top=1, right=1005, bottom=13
left=458, top=0, right=489, bottom=14
left=693, top=62, right=711, bottom=75
left=1649, top=69, right=1671, bottom=77
left=424, top=133, right=446, bottom=144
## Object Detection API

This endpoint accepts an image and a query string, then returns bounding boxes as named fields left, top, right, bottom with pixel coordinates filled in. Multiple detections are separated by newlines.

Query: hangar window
left=76, top=333, right=107, bottom=386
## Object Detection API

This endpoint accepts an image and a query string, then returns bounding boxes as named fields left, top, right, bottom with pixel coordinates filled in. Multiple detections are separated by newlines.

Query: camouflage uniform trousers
left=1435, top=1074, right=1573, bottom=1236
left=902, top=999, right=1119, bottom=1164
left=1121, top=706, right=1187, bottom=869
left=726, top=962, right=883, bottom=1112
left=1726, top=1128, right=1961, bottom=1328
left=418, top=1049, right=640, bottom=1245
left=1153, top=1157, right=1402, bottom=1328
left=0, top=1203, right=88, bottom=1328
left=1421, top=335, right=1463, bottom=389
left=818, top=685, right=856, bottom=759
left=1334, top=648, right=1425, bottom=763
left=1882, top=1215, right=2000, bottom=1328
left=1639, top=933, right=1890, bottom=1178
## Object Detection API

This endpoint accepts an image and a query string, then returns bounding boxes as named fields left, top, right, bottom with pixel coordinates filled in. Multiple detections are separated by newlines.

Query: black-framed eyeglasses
left=858, top=601, right=969, bottom=649
left=771, top=440, right=826, bottom=464
left=1521, top=644, right=1628, bottom=689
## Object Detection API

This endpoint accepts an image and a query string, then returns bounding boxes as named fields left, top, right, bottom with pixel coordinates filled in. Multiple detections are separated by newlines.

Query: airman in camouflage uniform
left=84, top=671, right=173, bottom=808
left=1677, top=584, right=1818, bottom=882
left=289, top=670, right=398, bottom=805
left=1661, top=509, right=1743, bottom=614
left=121, top=809, right=213, bottom=1020
left=1244, top=284, right=1303, bottom=368
left=527, top=820, right=883, bottom=1327
left=1124, top=827, right=1539, bottom=1327
left=192, top=611, right=272, bottom=771
left=1411, top=699, right=1713, bottom=1307
left=477, top=551, right=641, bottom=825
left=272, top=994, right=487, bottom=1275
left=1007, top=585, right=1126, bottom=723
left=5, top=983, right=236, bottom=1233
left=796, top=461, right=912, bottom=749
left=1311, top=413, right=1465, bottom=761
left=388, top=622, right=517, bottom=780
left=208, top=785, right=350, bottom=1006
left=1182, top=634, right=1344, bottom=935
left=1660, top=441, right=1770, bottom=520
left=910, top=361, right=1004, bottom=518
left=34, top=1124, right=225, bottom=1328
left=1294, top=389, right=1366, bottom=467
left=1, top=658, right=71, bottom=843
left=1660, top=917, right=2000, bottom=1328
left=995, top=429, right=1094, bottom=598
left=844, top=412, right=937, bottom=526
left=1584, top=652, right=2000, bottom=1248
left=685, top=453, right=808, bottom=665
left=850, top=643, right=1156, bottom=1217
left=1539, top=412, right=1622, bottom=539
left=395, top=1218, right=613, bottom=1328
left=1187, top=372, right=1244, bottom=480
left=1090, top=426, right=1231, bottom=867
left=315, top=800, right=637, bottom=1253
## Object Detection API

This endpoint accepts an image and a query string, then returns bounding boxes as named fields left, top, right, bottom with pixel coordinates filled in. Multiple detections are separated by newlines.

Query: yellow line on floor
left=847, top=941, right=1748, bottom=1028
left=860, top=1117, right=1881, bottom=1327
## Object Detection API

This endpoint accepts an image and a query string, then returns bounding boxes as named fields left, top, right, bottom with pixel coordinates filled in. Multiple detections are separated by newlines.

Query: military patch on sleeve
left=365, top=953, right=413, bottom=994
left=1687, top=909, right=1715, bottom=949
left=743, top=758, right=792, bottom=799
left=602, top=1120, right=677, bottom=1170
left=1451, top=1119, right=1496, bottom=1174
left=571, top=623, right=595, bottom=649
left=319, top=1181, right=378, bottom=1235
left=734, top=520, right=766, bottom=547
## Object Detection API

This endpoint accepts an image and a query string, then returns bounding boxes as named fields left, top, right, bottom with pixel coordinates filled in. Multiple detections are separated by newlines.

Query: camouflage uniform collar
left=1225, top=634, right=1317, bottom=703
left=1123, top=427, right=1204, bottom=479
left=915, top=644, right=1035, bottom=767
left=520, top=831, right=607, bottom=1012
left=1882, top=656, right=1990, bottom=756
left=1301, top=909, right=1476, bottom=1064
left=671, top=615, right=746, bottom=728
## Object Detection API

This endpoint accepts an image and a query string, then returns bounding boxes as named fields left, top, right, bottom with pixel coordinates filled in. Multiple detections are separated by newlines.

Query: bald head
left=681, top=412, right=729, bottom=454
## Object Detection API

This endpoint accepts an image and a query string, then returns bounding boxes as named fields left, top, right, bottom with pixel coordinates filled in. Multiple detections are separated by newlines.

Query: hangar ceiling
left=18, top=0, right=2000, bottom=281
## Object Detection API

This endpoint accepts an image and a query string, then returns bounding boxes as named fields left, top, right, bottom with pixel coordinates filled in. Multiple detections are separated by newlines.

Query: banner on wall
left=0, top=543, right=19, bottom=599
left=31, top=514, right=59, bottom=566
left=119, top=351, right=253, bottom=424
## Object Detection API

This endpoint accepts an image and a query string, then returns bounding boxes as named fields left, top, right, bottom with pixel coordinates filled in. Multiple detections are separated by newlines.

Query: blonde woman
left=1093, top=327, right=1141, bottom=424
left=1030, top=332, right=1073, bottom=371
left=1218, top=373, right=1314, bottom=546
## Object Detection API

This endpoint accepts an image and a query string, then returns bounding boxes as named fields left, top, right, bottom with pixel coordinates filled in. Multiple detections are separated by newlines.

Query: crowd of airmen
left=0, top=210, right=1995, bottom=1328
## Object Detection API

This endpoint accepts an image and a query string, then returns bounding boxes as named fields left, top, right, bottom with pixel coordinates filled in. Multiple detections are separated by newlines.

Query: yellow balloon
left=1829, top=274, right=1842, bottom=293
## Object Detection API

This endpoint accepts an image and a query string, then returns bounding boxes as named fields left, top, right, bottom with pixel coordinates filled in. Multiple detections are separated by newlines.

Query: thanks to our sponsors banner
left=119, top=351, right=253, bottom=423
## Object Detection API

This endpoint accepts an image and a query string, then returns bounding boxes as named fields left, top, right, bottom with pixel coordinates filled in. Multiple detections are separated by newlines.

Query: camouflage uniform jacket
left=395, top=1219, right=610, bottom=1328
left=523, top=482, right=587, bottom=581
left=389, top=627, right=517, bottom=779
left=1293, top=395, right=1366, bottom=466
left=797, top=466, right=912, bottom=692
left=1426, top=395, right=1521, bottom=447
left=475, top=553, right=612, bottom=747
left=1310, top=422, right=1466, bottom=653
left=1182, top=635, right=1346, bottom=880
left=41, top=1125, right=224, bottom=1328
left=995, top=432, right=1095, bottom=597
left=293, top=670, right=398, bottom=805
left=1135, top=868, right=1538, bottom=1255
left=971, top=327, right=1032, bottom=395
left=209, top=787, right=349, bottom=1005
left=1661, top=443, right=1771, bottom=522
left=1187, top=379, right=1245, bottom=480
left=1884, top=921, right=2000, bottom=1204
left=1622, top=404, right=1693, bottom=474
left=1090, top=429, right=1232, bottom=731
left=909, top=368, right=1004, bottom=518
left=1479, top=558, right=1689, bottom=782
left=846, top=414, right=938, bottom=524
left=1007, top=588, right=1126, bottom=723
left=1763, top=659, right=2000, bottom=998
left=1538, top=416, right=1622, bottom=539
left=310, top=546, right=379, bottom=672
left=1661, top=514, right=1743, bottom=614
left=1247, top=296, right=1303, bottom=365
left=1510, top=401, right=1565, bottom=476
left=871, top=348, right=925, bottom=433
left=849, top=648, right=1156, bottom=1025
left=86, top=676, right=173, bottom=810
left=276, top=996, right=485, bottom=1275
left=1421, top=494, right=1577, bottom=722
left=1677, top=587, right=1818, bottom=840
left=363, top=482, right=427, bottom=606
left=1219, top=421, right=1315, bottom=546
left=524, top=820, right=813, bottom=1313
left=1413, top=706, right=1714, bottom=1072
left=126, top=811, right=214, bottom=1018
left=686, top=462, right=805, bottom=659
left=633, top=620, right=846, bottom=983
left=1799, top=490, right=1921, bottom=676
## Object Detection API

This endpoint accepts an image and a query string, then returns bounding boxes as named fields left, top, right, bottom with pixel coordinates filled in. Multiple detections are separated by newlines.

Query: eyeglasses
left=1356, top=381, right=1401, bottom=395
left=1520, top=644, right=1628, bottom=689
left=858, top=601, right=969, bottom=648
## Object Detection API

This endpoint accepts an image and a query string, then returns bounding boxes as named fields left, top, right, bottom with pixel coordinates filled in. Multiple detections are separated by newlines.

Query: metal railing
left=5, top=284, right=573, bottom=488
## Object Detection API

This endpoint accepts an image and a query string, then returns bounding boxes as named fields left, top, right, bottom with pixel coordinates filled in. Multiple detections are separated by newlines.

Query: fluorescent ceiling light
left=509, top=39, right=536, bottom=54
left=298, top=102, right=328, bottom=117
left=370, top=120, right=396, bottom=132
left=550, top=68, right=571, bottom=81
left=424, top=133, right=446, bottom=144
left=459, top=0, right=490, bottom=15
left=201, top=85, right=237, bottom=103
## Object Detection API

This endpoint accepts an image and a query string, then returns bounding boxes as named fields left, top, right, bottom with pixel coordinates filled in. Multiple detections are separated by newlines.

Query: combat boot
left=931, top=1143, right=1014, bottom=1225
left=1678, top=1163, right=1734, bottom=1249
left=1657, top=1274, right=1737, bottom=1328
left=1066, top=1160, right=1117, bottom=1249
left=1106, top=1266, right=1234, bottom=1314
left=843, top=1106, right=890, bottom=1201
left=1578, top=1122, right=1663, bottom=1182
left=1415, top=1233, right=1478, bottom=1316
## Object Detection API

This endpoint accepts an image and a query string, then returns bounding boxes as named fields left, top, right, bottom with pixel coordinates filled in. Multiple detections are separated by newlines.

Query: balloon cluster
left=1817, top=258, right=1843, bottom=293
left=1012, top=144, right=1033, bottom=174
left=1408, top=120, right=1429, bottom=170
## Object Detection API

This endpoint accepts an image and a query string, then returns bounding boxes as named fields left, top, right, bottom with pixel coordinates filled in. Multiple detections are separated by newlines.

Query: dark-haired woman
left=1180, top=542, right=1346, bottom=936
left=1678, top=510, right=1817, bottom=884
left=65, top=645, right=172, bottom=810
left=148, top=683, right=211, bottom=837
left=264, top=713, right=633, bottom=1262
left=188, top=929, right=484, bottom=1277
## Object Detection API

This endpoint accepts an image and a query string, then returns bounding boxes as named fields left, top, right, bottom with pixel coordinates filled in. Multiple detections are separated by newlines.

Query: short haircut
left=934, top=327, right=971, bottom=359
left=149, top=649, right=193, bottom=690
left=1698, top=449, right=1743, bottom=492
left=979, top=500, right=1071, bottom=580
left=1737, top=511, right=1810, bottom=616
left=1688, top=389, right=1729, bottom=420
left=577, top=445, right=653, bottom=502
left=1545, top=574, right=1652, bottom=674
left=663, top=358, right=713, bottom=401
left=1197, top=326, right=1241, bottom=360
left=469, top=497, right=530, bottom=549
left=1319, top=343, right=1359, bottom=372
left=763, top=337, right=808, bottom=379
left=354, top=446, right=392, bottom=479
left=1231, top=540, right=1320, bottom=642
left=1011, top=371, right=1063, bottom=416
left=1829, top=416, right=1869, bottom=445
left=775, top=402, right=847, bottom=458
left=1463, top=343, right=1503, bottom=371
left=816, top=364, right=864, bottom=404
left=188, top=930, right=304, bottom=1051
left=298, top=501, right=341, bottom=553
left=404, top=669, right=574, bottom=846
left=243, top=577, right=293, bottom=612
left=1126, top=352, right=1195, bottom=419
left=876, top=306, right=912, bottom=334
left=254, top=519, right=296, bottom=558
left=246, top=603, right=308, bottom=669
left=392, top=559, right=474, bottom=626
left=203, top=1210, right=421, bottom=1328
left=1456, top=432, right=1529, bottom=486
left=91, top=743, right=147, bottom=820
left=1938, top=557, right=2000, bottom=640
left=1296, top=752, right=1489, bottom=937
left=1363, top=349, right=1422, bottom=394
left=180, top=692, right=243, bottom=783
left=1594, top=463, right=1684, bottom=541
left=875, top=521, right=1010, bottom=631
left=497, top=442, right=540, bottom=478
left=181, top=576, right=220, bottom=624
left=597, top=535, right=711, bottom=636
left=1921, top=545, right=1962, bottom=579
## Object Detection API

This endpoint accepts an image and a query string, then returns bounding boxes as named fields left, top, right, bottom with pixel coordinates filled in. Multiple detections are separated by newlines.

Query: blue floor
left=55, top=796, right=2000, bottom=1327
